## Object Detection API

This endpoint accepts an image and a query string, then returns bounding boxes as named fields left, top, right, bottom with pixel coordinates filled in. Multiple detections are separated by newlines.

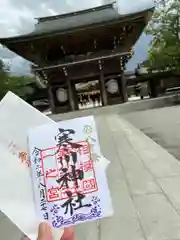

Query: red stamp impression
left=40, top=141, right=98, bottom=202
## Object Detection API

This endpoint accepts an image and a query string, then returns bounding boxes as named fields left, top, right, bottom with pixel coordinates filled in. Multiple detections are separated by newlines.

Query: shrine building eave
left=0, top=5, right=154, bottom=44
left=0, top=4, right=154, bottom=64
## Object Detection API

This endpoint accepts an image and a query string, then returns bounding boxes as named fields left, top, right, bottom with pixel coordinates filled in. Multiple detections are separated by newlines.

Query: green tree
left=0, top=58, right=9, bottom=99
left=6, top=75, right=36, bottom=100
left=144, top=0, right=180, bottom=73
left=0, top=58, right=35, bottom=100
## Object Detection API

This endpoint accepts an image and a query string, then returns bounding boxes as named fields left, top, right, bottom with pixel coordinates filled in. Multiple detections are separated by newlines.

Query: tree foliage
left=144, top=0, right=180, bottom=73
left=0, top=58, right=35, bottom=100
left=0, top=58, right=9, bottom=99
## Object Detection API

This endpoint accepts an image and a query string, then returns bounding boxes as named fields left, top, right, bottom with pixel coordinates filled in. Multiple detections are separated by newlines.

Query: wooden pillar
left=48, top=86, right=56, bottom=114
left=66, top=76, right=75, bottom=111
left=121, top=72, right=128, bottom=102
left=149, top=79, right=157, bottom=98
left=99, top=67, right=107, bottom=106
left=71, top=82, right=78, bottom=110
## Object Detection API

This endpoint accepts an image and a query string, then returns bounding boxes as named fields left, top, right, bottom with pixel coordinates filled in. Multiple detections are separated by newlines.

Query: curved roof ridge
left=35, top=2, right=116, bottom=23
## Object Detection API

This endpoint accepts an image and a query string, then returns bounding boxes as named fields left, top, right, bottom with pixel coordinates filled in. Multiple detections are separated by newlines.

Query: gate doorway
left=75, top=80, right=102, bottom=110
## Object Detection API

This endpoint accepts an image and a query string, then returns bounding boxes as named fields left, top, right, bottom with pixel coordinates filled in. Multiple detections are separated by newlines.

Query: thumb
left=61, top=227, right=75, bottom=240
left=38, top=222, right=53, bottom=240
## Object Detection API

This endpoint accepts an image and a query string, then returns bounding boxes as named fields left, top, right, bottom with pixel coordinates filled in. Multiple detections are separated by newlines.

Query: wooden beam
left=71, top=73, right=100, bottom=83
left=67, top=62, right=99, bottom=79
left=34, top=51, right=130, bottom=71
left=104, top=73, right=121, bottom=80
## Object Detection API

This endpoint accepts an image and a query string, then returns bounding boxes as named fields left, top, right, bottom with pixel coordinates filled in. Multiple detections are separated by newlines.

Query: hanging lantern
left=106, top=79, right=119, bottom=94
left=56, top=88, right=68, bottom=103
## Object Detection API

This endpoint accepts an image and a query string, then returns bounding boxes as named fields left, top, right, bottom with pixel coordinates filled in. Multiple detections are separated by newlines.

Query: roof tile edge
left=35, top=2, right=117, bottom=23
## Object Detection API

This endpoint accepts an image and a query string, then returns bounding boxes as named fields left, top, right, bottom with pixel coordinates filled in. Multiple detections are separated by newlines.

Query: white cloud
left=0, top=0, right=154, bottom=37
left=10, top=56, right=32, bottom=76
left=0, top=0, right=154, bottom=75
left=117, top=0, right=153, bottom=13
left=0, top=0, right=35, bottom=37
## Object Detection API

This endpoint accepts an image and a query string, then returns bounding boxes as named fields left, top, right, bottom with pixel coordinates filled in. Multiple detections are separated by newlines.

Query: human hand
left=22, top=222, right=75, bottom=240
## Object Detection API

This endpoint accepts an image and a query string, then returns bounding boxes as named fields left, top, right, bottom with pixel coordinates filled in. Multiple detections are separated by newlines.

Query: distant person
left=83, top=94, right=87, bottom=106
left=85, top=94, right=89, bottom=104
left=135, top=85, right=140, bottom=96
left=82, top=94, right=85, bottom=106
left=91, top=93, right=96, bottom=107
left=90, top=94, right=93, bottom=103
left=97, top=93, right=101, bottom=105
left=78, top=95, right=83, bottom=107
left=140, top=84, right=147, bottom=100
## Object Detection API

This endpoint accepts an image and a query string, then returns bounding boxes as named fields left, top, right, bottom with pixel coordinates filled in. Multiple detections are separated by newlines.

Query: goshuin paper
left=0, top=92, right=63, bottom=240
left=0, top=92, right=110, bottom=239
left=28, top=116, right=113, bottom=228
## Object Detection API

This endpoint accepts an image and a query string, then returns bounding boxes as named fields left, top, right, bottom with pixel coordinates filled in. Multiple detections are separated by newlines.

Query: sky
left=0, top=0, right=154, bottom=76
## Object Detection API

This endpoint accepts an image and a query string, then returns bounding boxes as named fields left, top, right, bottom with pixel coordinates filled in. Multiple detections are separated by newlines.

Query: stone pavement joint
left=105, top=116, right=148, bottom=240
left=122, top=121, right=180, bottom=218
left=110, top=115, right=180, bottom=240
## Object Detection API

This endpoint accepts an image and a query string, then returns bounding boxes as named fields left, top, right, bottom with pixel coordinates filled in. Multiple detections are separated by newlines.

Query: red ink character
left=61, top=187, right=75, bottom=199
left=83, top=179, right=96, bottom=192
left=56, top=168, right=71, bottom=189
left=57, top=165, right=84, bottom=190
left=19, top=151, right=30, bottom=168
left=56, top=148, right=64, bottom=158
left=79, top=141, right=89, bottom=156
left=45, top=169, right=57, bottom=179
left=41, top=148, right=54, bottom=159
left=56, top=149, right=70, bottom=169
left=70, top=165, right=84, bottom=188
left=83, top=160, right=93, bottom=172
left=47, top=187, right=60, bottom=201
left=56, top=152, right=63, bottom=168
left=79, top=162, right=84, bottom=171
left=67, top=144, right=73, bottom=153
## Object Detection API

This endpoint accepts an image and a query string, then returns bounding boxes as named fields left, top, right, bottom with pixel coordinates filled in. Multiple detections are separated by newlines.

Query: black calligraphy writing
left=61, top=191, right=91, bottom=216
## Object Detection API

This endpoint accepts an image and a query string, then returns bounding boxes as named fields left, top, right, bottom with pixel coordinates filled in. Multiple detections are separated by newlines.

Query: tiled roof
left=0, top=3, right=154, bottom=43
left=34, top=2, right=119, bottom=35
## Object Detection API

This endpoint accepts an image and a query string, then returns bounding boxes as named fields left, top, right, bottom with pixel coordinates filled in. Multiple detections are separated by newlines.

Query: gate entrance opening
left=75, top=80, right=102, bottom=110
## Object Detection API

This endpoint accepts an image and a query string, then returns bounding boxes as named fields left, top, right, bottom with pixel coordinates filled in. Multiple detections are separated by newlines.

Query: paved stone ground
left=2, top=104, right=180, bottom=239
left=123, top=105, right=180, bottom=161
left=74, top=114, right=180, bottom=240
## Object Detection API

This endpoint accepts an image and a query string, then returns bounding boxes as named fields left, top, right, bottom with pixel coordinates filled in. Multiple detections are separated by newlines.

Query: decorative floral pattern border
left=51, top=196, right=102, bottom=228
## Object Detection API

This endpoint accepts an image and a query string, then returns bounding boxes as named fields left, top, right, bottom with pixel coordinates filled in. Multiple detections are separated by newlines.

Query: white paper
left=0, top=144, right=39, bottom=240
left=0, top=92, right=62, bottom=240
left=0, top=92, right=110, bottom=239
left=28, top=116, right=113, bottom=228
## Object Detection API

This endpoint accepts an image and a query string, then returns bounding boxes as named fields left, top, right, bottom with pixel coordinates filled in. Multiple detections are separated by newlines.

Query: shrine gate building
left=0, top=2, right=154, bottom=113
